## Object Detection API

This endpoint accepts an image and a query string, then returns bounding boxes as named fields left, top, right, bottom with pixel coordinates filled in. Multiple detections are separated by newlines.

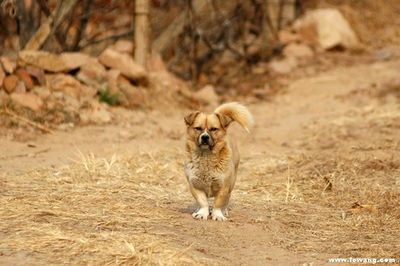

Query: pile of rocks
left=0, top=40, right=192, bottom=125
left=268, top=8, right=361, bottom=75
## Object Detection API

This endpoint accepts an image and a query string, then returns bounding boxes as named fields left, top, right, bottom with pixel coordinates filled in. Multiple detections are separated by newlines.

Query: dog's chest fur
left=185, top=149, right=230, bottom=197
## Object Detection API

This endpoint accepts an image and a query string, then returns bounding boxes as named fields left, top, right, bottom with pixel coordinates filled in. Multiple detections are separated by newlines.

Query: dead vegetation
left=0, top=150, right=211, bottom=265
left=238, top=93, right=400, bottom=259
left=1, top=78, right=399, bottom=263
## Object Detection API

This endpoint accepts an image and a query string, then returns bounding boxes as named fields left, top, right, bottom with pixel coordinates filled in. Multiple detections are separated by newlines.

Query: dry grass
left=238, top=151, right=399, bottom=256
left=237, top=99, right=400, bottom=258
left=1, top=84, right=400, bottom=264
left=0, top=149, right=213, bottom=265
left=1, top=128, right=399, bottom=264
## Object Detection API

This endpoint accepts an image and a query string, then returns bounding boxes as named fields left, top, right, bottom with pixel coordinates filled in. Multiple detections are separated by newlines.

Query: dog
left=184, top=102, right=254, bottom=221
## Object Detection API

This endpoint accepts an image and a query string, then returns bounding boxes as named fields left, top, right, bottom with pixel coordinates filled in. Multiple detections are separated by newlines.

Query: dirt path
left=1, top=60, right=400, bottom=265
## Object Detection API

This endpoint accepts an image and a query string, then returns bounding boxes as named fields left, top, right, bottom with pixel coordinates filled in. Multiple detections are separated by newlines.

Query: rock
left=79, top=102, right=112, bottom=124
left=11, top=92, right=43, bottom=111
left=88, top=107, right=112, bottom=124
left=98, top=48, right=147, bottom=81
left=268, top=57, right=298, bottom=75
left=146, top=52, right=166, bottom=72
left=113, top=40, right=134, bottom=54
left=80, top=85, right=98, bottom=99
left=15, top=68, right=34, bottom=90
left=193, top=85, right=219, bottom=106
left=293, top=8, right=360, bottom=50
left=283, top=43, right=314, bottom=59
left=3, top=75, right=19, bottom=93
left=32, top=86, right=51, bottom=100
left=63, top=94, right=82, bottom=113
left=25, top=66, right=46, bottom=85
left=57, top=123, right=75, bottom=131
left=278, top=30, right=300, bottom=45
left=149, top=71, right=193, bottom=107
left=0, top=90, right=9, bottom=106
left=19, top=51, right=66, bottom=72
left=0, top=65, right=5, bottom=87
left=14, top=80, right=27, bottom=93
left=76, top=58, right=107, bottom=90
left=61, top=53, right=92, bottom=70
left=0, top=56, right=16, bottom=74
left=18, top=50, right=91, bottom=72
left=4, top=74, right=26, bottom=94
left=45, top=91, right=81, bottom=115
left=47, top=74, right=83, bottom=98
left=106, top=69, right=122, bottom=93
left=117, top=75, right=145, bottom=107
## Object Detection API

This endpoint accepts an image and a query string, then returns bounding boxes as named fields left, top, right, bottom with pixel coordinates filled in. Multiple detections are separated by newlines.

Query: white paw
left=192, top=207, right=209, bottom=220
left=211, top=208, right=227, bottom=221
left=224, top=208, right=229, bottom=217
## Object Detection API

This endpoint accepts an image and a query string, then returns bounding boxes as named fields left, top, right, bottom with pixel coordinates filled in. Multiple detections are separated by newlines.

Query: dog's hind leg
left=190, top=186, right=210, bottom=220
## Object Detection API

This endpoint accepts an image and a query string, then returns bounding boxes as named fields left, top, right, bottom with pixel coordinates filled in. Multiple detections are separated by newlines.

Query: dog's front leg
left=190, top=186, right=210, bottom=220
left=212, top=186, right=231, bottom=221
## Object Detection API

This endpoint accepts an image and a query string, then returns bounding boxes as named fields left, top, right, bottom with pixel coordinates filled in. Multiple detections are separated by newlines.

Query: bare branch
left=79, top=30, right=134, bottom=49
left=25, top=0, right=78, bottom=50
left=70, top=0, right=93, bottom=51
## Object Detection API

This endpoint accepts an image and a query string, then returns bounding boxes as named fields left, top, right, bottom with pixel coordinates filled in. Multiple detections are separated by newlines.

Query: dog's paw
left=192, top=207, right=209, bottom=220
left=211, top=208, right=227, bottom=221
left=224, top=208, right=229, bottom=217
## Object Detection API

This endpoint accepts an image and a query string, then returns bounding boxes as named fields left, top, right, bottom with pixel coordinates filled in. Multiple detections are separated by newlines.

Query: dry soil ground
left=1, top=59, right=400, bottom=265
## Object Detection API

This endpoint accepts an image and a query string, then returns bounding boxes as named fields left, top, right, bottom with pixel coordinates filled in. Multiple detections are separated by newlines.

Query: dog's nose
left=201, top=134, right=209, bottom=142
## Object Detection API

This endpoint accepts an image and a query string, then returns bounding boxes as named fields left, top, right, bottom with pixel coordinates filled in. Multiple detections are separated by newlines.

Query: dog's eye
left=194, top=127, right=202, bottom=131
left=210, top=127, right=219, bottom=132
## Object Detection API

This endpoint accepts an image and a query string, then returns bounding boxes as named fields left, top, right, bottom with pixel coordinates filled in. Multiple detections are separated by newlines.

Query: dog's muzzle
left=198, top=132, right=213, bottom=147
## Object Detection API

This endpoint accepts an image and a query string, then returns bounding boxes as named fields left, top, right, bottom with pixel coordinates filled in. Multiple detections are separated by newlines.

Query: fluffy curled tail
left=214, top=102, right=254, bottom=132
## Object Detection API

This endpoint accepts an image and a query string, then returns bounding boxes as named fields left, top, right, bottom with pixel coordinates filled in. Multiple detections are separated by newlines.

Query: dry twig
left=1, top=108, right=53, bottom=134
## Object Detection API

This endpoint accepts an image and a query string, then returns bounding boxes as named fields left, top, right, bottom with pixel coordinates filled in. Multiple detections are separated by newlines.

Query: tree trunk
left=134, top=0, right=150, bottom=67
left=16, top=0, right=30, bottom=47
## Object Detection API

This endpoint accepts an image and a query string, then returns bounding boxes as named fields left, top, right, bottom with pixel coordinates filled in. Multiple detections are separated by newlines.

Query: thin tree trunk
left=188, top=0, right=198, bottom=84
left=134, top=0, right=150, bottom=67
left=16, top=0, right=29, bottom=47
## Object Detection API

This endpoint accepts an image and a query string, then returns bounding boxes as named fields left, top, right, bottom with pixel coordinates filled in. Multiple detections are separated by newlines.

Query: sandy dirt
left=1, top=60, right=400, bottom=265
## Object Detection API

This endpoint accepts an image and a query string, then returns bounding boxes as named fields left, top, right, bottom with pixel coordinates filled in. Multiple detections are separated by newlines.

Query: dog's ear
left=184, top=111, right=200, bottom=126
left=215, top=113, right=233, bottom=129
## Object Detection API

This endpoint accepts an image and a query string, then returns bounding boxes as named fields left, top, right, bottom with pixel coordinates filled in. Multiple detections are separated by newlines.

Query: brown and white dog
left=184, top=102, right=254, bottom=221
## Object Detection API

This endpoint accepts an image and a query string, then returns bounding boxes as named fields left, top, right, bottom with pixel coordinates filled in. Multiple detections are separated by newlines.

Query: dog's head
left=184, top=111, right=232, bottom=150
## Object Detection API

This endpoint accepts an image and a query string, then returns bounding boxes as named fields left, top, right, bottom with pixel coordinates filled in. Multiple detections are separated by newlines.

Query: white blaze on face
left=198, top=129, right=210, bottom=145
